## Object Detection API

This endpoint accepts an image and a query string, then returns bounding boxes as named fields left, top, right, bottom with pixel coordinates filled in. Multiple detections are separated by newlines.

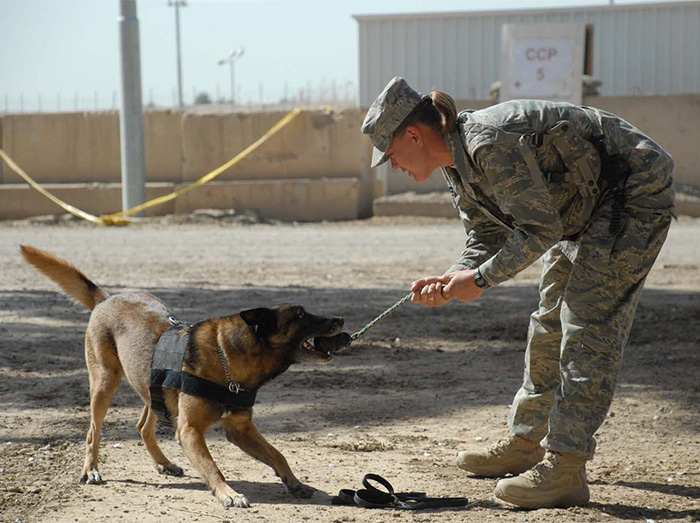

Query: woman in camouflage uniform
left=361, top=77, right=674, bottom=509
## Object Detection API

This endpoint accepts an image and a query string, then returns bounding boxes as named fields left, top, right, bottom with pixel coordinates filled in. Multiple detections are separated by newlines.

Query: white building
left=354, top=1, right=700, bottom=107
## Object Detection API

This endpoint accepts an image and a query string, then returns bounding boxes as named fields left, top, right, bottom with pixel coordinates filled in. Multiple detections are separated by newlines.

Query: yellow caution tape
left=100, top=106, right=310, bottom=224
left=0, top=106, right=322, bottom=226
left=0, top=147, right=107, bottom=225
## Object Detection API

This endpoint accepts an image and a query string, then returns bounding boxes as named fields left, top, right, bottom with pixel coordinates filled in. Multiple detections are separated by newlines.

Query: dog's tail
left=20, top=245, right=109, bottom=311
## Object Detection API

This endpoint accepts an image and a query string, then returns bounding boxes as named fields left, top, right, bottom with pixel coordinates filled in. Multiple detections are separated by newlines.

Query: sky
left=0, top=0, right=681, bottom=112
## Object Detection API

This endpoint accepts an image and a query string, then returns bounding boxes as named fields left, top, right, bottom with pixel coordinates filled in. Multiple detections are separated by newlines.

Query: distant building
left=354, top=1, right=700, bottom=106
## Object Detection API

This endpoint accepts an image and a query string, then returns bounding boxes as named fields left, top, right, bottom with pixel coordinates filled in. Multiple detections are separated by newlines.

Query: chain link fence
left=1, top=80, right=357, bottom=114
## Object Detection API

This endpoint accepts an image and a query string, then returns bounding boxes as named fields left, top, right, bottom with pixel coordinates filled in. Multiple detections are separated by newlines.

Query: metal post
left=169, top=0, right=186, bottom=109
left=218, top=47, right=244, bottom=109
left=118, top=0, right=146, bottom=215
left=230, top=60, right=235, bottom=106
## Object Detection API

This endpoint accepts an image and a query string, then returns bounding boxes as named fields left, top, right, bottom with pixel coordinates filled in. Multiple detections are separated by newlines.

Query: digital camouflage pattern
left=508, top=206, right=671, bottom=458
left=440, top=99, right=675, bottom=458
left=361, top=77, right=426, bottom=168
left=362, top=80, right=675, bottom=460
left=443, top=100, right=675, bottom=284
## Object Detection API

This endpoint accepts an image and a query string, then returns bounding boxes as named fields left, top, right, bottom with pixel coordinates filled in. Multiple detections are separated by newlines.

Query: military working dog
left=20, top=245, right=350, bottom=508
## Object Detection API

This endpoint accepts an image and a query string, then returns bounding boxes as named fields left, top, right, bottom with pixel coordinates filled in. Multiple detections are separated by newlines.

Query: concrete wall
left=0, top=111, right=182, bottom=183
left=181, top=110, right=363, bottom=180
left=0, top=95, right=698, bottom=221
left=584, top=95, right=700, bottom=188
left=0, top=183, right=176, bottom=219
left=145, top=111, right=183, bottom=182
left=0, top=112, right=121, bottom=183
left=173, top=178, right=360, bottom=222
left=0, top=178, right=359, bottom=222
left=179, top=109, right=374, bottom=217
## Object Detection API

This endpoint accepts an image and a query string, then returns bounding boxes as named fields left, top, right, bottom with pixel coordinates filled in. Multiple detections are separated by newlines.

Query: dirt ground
left=0, top=213, right=699, bottom=523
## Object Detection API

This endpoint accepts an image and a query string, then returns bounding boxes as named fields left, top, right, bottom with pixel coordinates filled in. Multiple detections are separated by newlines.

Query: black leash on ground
left=332, top=473, right=469, bottom=510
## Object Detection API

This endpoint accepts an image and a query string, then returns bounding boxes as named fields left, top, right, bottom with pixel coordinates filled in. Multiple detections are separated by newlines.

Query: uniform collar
left=444, top=130, right=477, bottom=185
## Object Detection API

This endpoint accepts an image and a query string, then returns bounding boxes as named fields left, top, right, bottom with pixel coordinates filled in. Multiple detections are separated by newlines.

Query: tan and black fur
left=20, top=245, right=347, bottom=508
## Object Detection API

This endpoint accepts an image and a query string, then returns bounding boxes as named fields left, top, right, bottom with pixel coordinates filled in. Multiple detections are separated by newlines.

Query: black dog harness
left=149, top=317, right=257, bottom=426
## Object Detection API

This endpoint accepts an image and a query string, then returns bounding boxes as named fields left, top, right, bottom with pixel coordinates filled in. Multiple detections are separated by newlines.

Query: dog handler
left=361, top=77, right=675, bottom=509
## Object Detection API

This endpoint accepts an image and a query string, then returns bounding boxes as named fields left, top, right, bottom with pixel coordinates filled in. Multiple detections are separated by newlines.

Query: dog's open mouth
left=296, top=329, right=349, bottom=363
left=300, top=336, right=333, bottom=362
left=302, top=338, right=326, bottom=354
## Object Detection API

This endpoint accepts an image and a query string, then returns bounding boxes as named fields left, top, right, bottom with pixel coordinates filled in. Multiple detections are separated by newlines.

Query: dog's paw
left=287, top=482, right=316, bottom=499
left=157, top=463, right=184, bottom=477
left=223, top=494, right=250, bottom=508
left=79, top=470, right=103, bottom=485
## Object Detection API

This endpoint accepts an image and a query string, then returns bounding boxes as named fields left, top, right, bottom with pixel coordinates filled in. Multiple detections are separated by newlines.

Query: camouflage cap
left=361, top=77, right=425, bottom=168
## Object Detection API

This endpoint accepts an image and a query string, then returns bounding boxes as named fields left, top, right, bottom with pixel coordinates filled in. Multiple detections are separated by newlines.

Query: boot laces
left=484, top=435, right=521, bottom=457
left=522, top=452, right=557, bottom=483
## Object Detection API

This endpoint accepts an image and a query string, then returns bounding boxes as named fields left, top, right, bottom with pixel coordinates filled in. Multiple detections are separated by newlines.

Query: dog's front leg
left=221, top=411, right=315, bottom=498
left=176, top=397, right=251, bottom=508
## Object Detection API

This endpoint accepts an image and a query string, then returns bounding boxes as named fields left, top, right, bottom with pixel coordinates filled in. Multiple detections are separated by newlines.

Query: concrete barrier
left=0, top=183, right=176, bottom=220
left=0, top=178, right=360, bottom=222
left=173, top=177, right=360, bottom=222
left=181, top=110, right=364, bottom=181
left=0, top=112, right=121, bottom=183
left=144, top=111, right=183, bottom=183
left=0, top=111, right=183, bottom=184
left=373, top=192, right=456, bottom=218
left=0, top=96, right=697, bottom=221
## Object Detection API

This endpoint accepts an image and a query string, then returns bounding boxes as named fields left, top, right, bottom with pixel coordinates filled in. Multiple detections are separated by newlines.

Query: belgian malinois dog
left=20, top=245, right=349, bottom=508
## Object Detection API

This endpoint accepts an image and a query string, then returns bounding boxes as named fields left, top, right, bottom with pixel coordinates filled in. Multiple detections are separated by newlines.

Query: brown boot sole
left=493, top=487, right=590, bottom=509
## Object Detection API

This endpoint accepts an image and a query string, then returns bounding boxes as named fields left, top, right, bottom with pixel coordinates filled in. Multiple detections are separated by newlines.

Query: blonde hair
left=395, top=90, right=458, bottom=136
left=428, top=91, right=458, bottom=134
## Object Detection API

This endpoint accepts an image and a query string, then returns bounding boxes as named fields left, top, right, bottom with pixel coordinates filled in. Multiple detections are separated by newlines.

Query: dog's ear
left=240, top=308, right=278, bottom=338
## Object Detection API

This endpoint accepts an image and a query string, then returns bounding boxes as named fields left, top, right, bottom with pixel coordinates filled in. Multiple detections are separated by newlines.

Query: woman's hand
left=411, top=270, right=484, bottom=307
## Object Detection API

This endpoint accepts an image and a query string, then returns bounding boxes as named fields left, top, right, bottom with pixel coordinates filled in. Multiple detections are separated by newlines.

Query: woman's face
left=385, top=127, right=434, bottom=184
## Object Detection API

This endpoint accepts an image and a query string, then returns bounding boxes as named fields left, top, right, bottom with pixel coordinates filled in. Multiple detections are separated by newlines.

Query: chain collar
left=216, top=341, right=246, bottom=394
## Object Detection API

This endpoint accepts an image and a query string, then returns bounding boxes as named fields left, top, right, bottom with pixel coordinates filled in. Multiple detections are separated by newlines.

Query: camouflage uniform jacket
left=443, top=99, right=675, bottom=285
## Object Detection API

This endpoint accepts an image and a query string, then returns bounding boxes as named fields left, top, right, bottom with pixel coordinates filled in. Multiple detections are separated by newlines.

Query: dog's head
left=239, top=304, right=347, bottom=364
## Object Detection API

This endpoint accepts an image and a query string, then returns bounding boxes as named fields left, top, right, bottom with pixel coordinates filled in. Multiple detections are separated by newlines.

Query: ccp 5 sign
left=511, top=39, right=575, bottom=98
left=500, top=24, right=586, bottom=104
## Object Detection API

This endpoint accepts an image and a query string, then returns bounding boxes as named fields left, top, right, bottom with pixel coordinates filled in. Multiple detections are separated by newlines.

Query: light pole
left=118, top=0, right=146, bottom=214
left=218, top=47, right=245, bottom=107
left=167, top=0, right=186, bottom=109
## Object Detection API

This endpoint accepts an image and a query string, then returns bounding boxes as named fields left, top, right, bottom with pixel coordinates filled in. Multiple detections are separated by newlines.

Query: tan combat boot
left=456, top=434, right=545, bottom=477
left=494, top=451, right=590, bottom=509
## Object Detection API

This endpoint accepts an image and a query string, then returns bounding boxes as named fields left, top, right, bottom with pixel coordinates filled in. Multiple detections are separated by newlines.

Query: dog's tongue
left=314, top=332, right=352, bottom=353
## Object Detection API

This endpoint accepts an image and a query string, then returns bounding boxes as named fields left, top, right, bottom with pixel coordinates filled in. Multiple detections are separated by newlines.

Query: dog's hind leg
left=136, top=405, right=183, bottom=477
left=221, top=411, right=315, bottom=499
left=80, top=339, right=123, bottom=484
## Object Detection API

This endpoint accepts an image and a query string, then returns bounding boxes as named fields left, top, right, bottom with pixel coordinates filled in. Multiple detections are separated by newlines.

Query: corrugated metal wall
left=355, top=2, right=700, bottom=106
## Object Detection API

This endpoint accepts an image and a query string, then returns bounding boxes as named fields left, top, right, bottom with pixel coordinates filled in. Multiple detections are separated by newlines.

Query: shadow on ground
left=1, top=285, right=699, bottom=439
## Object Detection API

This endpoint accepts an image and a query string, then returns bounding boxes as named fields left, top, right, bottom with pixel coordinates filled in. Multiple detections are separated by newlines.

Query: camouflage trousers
left=508, top=201, right=672, bottom=459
